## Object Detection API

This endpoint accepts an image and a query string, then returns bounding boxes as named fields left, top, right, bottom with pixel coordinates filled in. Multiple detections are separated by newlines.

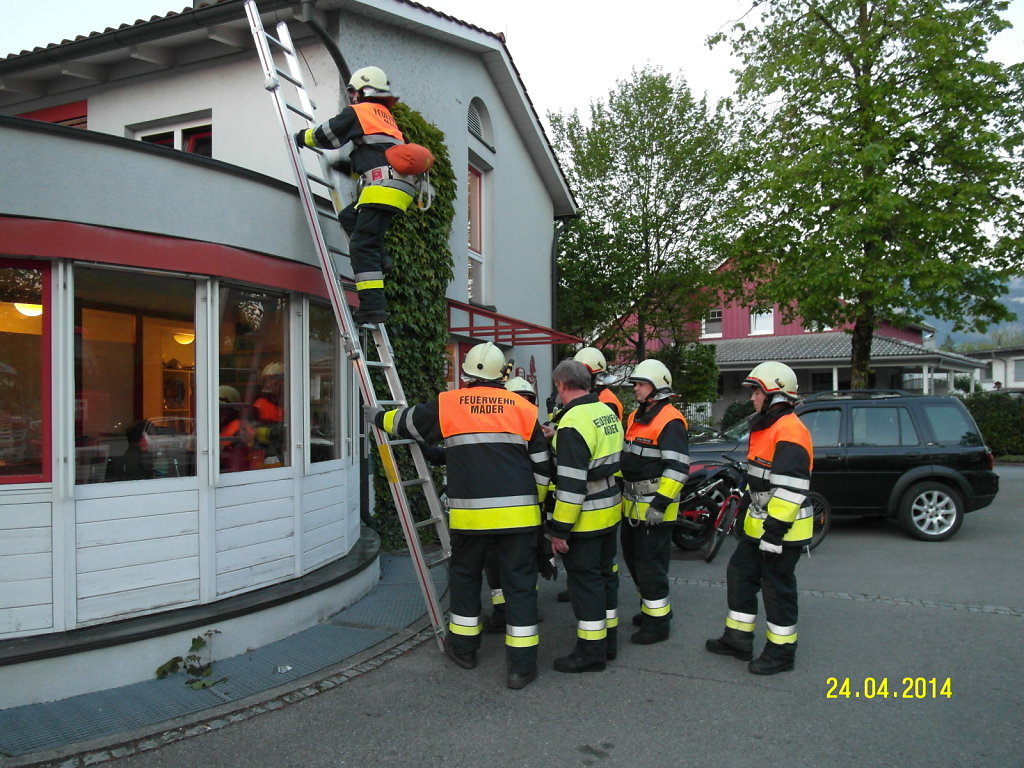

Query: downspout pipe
left=297, top=0, right=351, bottom=83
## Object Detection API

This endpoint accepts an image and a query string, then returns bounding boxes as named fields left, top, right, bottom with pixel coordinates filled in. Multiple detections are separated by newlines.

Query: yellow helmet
left=462, top=342, right=507, bottom=382
left=573, top=346, right=608, bottom=375
left=744, top=361, right=799, bottom=400
left=505, top=377, right=535, bottom=398
left=628, top=359, right=674, bottom=399
left=349, top=66, right=393, bottom=97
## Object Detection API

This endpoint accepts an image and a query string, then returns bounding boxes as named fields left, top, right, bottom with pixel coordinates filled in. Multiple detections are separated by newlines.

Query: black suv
left=689, top=391, right=1000, bottom=542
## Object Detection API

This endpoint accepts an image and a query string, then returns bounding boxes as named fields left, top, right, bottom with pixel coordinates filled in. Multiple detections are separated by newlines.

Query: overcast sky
left=2, top=0, right=1021, bottom=123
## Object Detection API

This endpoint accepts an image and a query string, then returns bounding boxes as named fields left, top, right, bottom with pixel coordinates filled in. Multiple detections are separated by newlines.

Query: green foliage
left=155, top=629, right=222, bottom=688
left=957, top=325, right=1024, bottom=351
left=370, top=103, right=455, bottom=549
left=549, top=67, right=733, bottom=361
left=721, top=398, right=755, bottom=431
left=651, top=341, right=719, bottom=407
left=712, top=0, right=1024, bottom=388
left=960, top=391, right=1024, bottom=455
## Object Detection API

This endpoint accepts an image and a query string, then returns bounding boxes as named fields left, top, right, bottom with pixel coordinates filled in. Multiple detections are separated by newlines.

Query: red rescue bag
left=385, top=142, right=435, bottom=175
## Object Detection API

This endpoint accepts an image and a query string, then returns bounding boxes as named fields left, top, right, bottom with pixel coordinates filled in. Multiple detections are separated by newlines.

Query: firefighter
left=364, top=342, right=550, bottom=690
left=620, top=359, right=689, bottom=645
left=573, top=347, right=624, bottom=420
left=548, top=360, right=623, bottom=672
left=706, top=361, right=813, bottom=675
left=295, top=66, right=412, bottom=325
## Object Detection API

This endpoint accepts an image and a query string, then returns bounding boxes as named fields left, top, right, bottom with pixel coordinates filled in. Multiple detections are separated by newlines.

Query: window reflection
left=218, top=285, right=289, bottom=473
left=74, top=268, right=196, bottom=484
left=0, top=263, right=46, bottom=481
left=309, top=302, right=340, bottom=462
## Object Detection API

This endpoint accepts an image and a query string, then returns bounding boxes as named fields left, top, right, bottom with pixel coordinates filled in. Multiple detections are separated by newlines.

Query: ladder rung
left=363, top=359, right=390, bottom=369
left=262, top=31, right=293, bottom=55
left=426, top=551, right=451, bottom=568
left=400, top=477, right=427, bottom=489
left=306, top=172, right=335, bottom=189
left=285, top=102, right=315, bottom=121
left=388, top=438, right=416, bottom=446
left=377, top=399, right=402, bottom=407
left=274, top=66, right=303, bottom=88
left=414, top=517, right=442, bottom=530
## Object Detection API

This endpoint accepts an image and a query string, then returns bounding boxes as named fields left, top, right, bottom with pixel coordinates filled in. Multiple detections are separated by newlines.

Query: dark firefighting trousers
left=725, top=537, right=800, bottom=650
left=338, top=201, right=399, bottom=315
left=562, top=527, right=618, bottom=664
left=448, top=531, right=538, bottom=675
left=620, top=521, right=672, bottom=632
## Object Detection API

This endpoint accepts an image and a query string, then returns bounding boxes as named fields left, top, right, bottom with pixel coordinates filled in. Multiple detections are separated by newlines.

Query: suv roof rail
left=803, top=389, right=915, bottom=401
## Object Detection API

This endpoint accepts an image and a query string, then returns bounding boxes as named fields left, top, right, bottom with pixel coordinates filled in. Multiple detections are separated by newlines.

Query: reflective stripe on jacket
left=743, top=406, right=814, bottom=544
left=621, top=400, right=689, bottom=523
left=549, top=394, right=623, bottom=536
left=380, top=384, right=550, bottom=533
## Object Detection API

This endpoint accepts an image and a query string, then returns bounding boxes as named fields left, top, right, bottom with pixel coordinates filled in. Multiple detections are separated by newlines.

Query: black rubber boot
left=444, top=640, right=477, bottom=670
left=553, top=654, right=606, bottom=673
left=606, top=627, right=618, bottom=661
left=353, top=307, right=387, bottom=325
left=630, top=627, right=669, bottom=645
left=705, top=628, right=754, bottom=661
left=483, top=607, right=506, bottom=634
left=556, top=589, right=570, bottom=603
left=507, top=668, right=538, bottom=689
left=748, top=641, right=796, bottom=675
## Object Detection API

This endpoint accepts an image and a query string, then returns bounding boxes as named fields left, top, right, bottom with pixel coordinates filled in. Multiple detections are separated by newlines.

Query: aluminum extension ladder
left=245, top=0, right=450, bottom=651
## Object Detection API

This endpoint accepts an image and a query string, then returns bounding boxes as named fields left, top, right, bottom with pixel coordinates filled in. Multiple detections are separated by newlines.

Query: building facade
left=0, top=0, right=575, bottom=706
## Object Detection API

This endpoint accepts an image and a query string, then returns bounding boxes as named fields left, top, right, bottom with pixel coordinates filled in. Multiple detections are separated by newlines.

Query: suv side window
left=799, top=408, right=841, bottom=448
left=850, top=406, right=920, bottom=447
left=920, top=402, right=982, bottom=446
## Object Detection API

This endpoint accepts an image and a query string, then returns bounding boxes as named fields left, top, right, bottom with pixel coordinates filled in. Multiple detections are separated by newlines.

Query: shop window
left=0, top=261, right=49, bottom=482
left=308, top=302, right=341, bottom=462
left=74, top=268, right=196, bottom=484
left=218, top=285, right=289, bottom=474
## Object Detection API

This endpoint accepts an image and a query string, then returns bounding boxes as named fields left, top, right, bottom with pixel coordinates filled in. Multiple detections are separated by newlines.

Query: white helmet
left=628, top=359, right=674, bottom=400
left=349, top=66, right=393, bottom=98
left=505, top=376, right=536, bottom=399
left=218, top=385, right=241, bottom=404
left=462, top=342, right=507, bottom=382
left=744, top=361, right=799, bottom=400
left=573, top=346, right=608, bottom=375
left=261, top=362, right=284, bottom=378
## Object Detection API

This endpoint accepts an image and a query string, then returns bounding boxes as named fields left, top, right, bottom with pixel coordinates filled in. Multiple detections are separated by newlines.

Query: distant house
left=694, top=300, right=984, bottom=423
left=0, top=0, right=576, bottom=707
left=963, top=346, right=1024, bottom=392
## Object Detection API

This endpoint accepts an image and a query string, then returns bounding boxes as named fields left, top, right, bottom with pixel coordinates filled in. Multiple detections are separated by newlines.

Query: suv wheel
left=898, top=481, right=964, bottom=542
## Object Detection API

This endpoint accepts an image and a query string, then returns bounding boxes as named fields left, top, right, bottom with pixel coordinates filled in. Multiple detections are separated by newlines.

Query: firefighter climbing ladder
left=245, top=0, right=450, bottom=651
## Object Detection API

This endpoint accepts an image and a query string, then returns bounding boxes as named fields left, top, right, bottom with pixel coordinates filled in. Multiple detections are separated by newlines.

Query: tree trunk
left=850, top=310, right=875, bottom=389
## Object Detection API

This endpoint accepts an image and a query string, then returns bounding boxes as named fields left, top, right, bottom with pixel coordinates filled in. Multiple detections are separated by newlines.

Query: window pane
left=850, top=407, right=904, bottom=447
left=799, top=408, right=840, bottom=448
left=750, top=310, right=773, bottom=334
left=1014, top=359, right=1024, bottom=381
left=75, top=268, right=196, bottom=483
left=921, top=403, right=982, bottom=447
left=218, top=285, right=289, bottom=473
left=0, top=264, right=46, bottom=480
left=309, top=303, right=340, bottom=462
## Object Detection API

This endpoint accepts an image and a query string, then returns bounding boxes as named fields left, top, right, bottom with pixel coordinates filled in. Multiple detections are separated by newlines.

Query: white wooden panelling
left=2, top=502, right=51, bottom=528
left=216, top=497, right=291, bottom=531
left=216, top=518, right=293, bottom=552
left=216, top=557, right=293, bottom=597
left=0, top=605, right=53, bottom=635
left=300, top=469, right=344, bottom=493
left=0, top=578, right=51, bottom=609
left=76, top=511, right=199, bottom=548
left=77, top=536, right=198, bottom=574
left=303, top=517, right=344, bottom=552
left=216, top=537, right=293, bottom=575
left=0, top=527, right=51, bottom=556
left=303, top=537, right=346, bottom=571
left=77, top=579, right=200, bottom=625
left=0, top=552, right=51, bottom=581
left=78, top=557, right=200, bottom=598
left=76, top=489, right=199, bottom=523
left=301, top=484, right=341, bottom=515
left=215, top=476, right=292, bottom=508
left=302, top=501, right=342, bottom=534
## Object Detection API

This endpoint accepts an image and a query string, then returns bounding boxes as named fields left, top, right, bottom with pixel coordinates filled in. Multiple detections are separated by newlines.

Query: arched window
left=467, top=98, right=493, bottom=148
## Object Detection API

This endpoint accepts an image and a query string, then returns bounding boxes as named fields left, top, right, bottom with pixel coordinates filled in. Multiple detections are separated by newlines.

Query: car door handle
left=824, top=454, right=841, bottom=460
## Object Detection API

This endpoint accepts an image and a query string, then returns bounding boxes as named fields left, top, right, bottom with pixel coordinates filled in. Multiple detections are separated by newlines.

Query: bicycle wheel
left=807, top=491, right=831, bottom=551
left=703, top=496, right=740, bottom=563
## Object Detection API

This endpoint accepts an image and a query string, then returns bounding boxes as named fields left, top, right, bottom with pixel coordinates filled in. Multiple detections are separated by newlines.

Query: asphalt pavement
left=11, top=466, right=1024, bottom=768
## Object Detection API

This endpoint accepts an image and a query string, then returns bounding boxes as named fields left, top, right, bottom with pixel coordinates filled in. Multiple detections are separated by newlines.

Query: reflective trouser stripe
left=726, top=610, right=756, bottom=633
left=506, top=624, right=539, bottom=648
left=606, top=609, right=618, bottom=629
left=577, top=619, right=607, bottom=641
left=490, top=588, right=505, bottom=606
left=355, top=270, right=384, bottom=291
left=449, top=613, right=481, bottom=637
left=357, top=184, right=413, bottom=211
left=767, top=622, right=798, bottom=645
left=642, top=596, right=671, bottom=617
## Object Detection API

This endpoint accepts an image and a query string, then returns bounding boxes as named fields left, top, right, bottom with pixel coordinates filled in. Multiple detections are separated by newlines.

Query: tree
left=712, top=0, right=1024, bottom=387
left=549, top=67, right=733, bottom=366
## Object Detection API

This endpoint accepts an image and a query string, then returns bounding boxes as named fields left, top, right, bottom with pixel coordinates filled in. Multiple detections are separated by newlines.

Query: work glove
left=362, top=405, right=384, bottom=426
left=759, top=531, right=784, bottom=560
left=293, top=129, right=309, bottom=150
left=645, top=507, right=665, bottom=526
left=330, top=156, right=353, bottom=175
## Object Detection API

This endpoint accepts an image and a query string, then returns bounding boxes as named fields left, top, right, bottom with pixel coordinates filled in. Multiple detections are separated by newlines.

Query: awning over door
left=447, top=299, right=581, bottom=346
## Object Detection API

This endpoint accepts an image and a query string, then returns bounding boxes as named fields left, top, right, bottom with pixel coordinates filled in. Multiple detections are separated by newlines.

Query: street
left=107, top=466, right=1024, bottom=768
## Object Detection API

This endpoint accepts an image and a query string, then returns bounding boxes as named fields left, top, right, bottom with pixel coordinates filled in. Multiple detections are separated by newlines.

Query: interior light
left=14, top=303, right=44, bottom=317
left=173, top=332, right=196, bottom=345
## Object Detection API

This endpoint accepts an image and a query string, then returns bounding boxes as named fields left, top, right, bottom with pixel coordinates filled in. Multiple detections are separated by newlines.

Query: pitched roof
left=706, top=332, right=983, bottom=371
